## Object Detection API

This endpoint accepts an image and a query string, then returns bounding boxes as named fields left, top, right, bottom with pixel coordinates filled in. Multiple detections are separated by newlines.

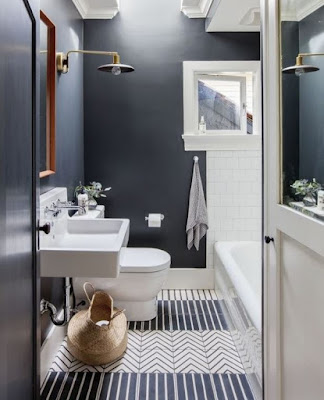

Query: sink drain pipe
left=40, top=277, right=74, bottom=326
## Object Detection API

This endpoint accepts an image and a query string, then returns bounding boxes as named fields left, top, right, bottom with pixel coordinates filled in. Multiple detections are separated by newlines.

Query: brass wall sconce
left=282, top=53, right=324, bottom=76
left=56, top=50, right=134, bottom=75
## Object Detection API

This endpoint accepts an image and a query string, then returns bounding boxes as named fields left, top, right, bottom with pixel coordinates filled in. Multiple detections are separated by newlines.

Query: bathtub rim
left=214, top=240, right=262, bottom=333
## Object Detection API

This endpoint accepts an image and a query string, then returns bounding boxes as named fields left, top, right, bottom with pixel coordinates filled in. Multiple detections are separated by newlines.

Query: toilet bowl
left=73, top=247, right=171, bottom=321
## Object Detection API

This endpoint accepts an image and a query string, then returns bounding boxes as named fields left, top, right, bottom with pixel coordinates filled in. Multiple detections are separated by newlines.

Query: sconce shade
left=282, top=64, right=319, bottom=75
left=97, top=63, right=135, bottom=74
left=282, top=54, right=320, bottom=76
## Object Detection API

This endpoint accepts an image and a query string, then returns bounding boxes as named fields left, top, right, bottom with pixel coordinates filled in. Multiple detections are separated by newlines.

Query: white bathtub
left=215, top=241, right=262, bottom=332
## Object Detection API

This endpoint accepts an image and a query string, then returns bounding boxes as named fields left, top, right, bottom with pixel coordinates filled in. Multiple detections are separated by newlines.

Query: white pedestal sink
left=40, top=188, right=129, bottom=278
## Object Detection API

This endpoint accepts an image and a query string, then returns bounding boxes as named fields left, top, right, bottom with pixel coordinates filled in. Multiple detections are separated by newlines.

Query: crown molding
left=72, top=0, right=119, bottom=20
left=281, top=0, right=324, bottom=21
left=181, top=0, right=213, bottom=18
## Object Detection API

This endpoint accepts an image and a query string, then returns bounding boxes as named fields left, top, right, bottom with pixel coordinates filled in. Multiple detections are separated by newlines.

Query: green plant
left=290, top=178, right=321, bottom=197
left=75, top=181, right=111, bottom=199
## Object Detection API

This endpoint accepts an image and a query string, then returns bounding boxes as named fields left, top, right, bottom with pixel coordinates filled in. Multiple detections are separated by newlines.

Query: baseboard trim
left=163, top=268, right=214, bottom=289
left=40, top=311, right=66, bottom=386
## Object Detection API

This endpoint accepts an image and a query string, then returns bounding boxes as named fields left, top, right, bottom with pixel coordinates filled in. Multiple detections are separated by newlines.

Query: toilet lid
left=120, top=248, right=171, bottom=273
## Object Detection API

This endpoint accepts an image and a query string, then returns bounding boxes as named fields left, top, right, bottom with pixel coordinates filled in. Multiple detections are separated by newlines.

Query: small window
left=196, top=73, right=254, bottom=135
left=183, top=61, right=261, bottom=138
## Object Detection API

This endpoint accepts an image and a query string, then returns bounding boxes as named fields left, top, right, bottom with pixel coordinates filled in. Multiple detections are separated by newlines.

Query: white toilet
left=72, top=206, right=171, bottom=321
left=74, top=247, right=170, bottom=321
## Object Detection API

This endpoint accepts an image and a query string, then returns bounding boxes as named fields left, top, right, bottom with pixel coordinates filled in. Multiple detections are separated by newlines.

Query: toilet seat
left=120, top=248, right=171, bottom=273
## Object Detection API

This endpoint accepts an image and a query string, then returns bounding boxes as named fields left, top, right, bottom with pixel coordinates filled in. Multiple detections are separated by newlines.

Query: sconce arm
left=296, top=52, right=324, bottom=65
left=57, top=50, right=120, bottom=73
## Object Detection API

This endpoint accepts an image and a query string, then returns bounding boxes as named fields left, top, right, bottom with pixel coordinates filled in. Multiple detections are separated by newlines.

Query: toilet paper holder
left=145, top=214, right=165, bottom=221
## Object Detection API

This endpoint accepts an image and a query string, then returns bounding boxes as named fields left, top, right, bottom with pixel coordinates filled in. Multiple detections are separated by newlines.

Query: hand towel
left=186, top=161, right=208, bottom=250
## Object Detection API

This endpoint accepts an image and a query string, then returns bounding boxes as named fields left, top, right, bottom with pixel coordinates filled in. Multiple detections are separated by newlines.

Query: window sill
left=182, top=133, right=261, bottom=151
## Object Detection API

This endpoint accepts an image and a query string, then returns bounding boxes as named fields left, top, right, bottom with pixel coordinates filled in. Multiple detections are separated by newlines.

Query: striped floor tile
left=157, top=289, right=218, bottom=301
left=41, top=372, right=255, bottom=400
left=128, top=299, right=229, bottom=331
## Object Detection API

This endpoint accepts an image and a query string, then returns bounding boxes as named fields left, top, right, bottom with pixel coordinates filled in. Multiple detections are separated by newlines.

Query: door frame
left=261, top=0, right=282, bottom=398
left=24, top=0, right=41, bottom=397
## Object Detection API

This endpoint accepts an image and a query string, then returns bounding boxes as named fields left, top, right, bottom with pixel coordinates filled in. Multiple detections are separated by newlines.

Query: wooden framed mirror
left=40, top=11, right=56, bottom=178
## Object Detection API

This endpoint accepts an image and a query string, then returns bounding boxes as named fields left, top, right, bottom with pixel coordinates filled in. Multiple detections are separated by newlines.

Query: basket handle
left=83, top=282, right=95, bottom=304
left=111, top=308, right=126, bottom=321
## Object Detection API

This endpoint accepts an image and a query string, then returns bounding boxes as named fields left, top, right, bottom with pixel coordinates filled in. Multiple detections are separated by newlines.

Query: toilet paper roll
left=96, top=320, right=110, bottom=327
left=147, top=213, right=162, bottom=228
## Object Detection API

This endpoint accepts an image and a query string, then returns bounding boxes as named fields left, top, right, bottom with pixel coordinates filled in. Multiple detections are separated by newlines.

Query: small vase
left=303, top=193, right=316, bottom=207
left=88, top=197, right=97, bottom=210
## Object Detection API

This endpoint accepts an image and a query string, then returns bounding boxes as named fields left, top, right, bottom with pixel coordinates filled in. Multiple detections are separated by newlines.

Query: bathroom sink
left=40, top=218, right=130, bottom=278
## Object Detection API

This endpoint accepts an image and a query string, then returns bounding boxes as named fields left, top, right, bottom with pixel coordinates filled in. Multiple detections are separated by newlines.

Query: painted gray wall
left=83, top=0, right=260, bottom=268
left=299, top=6, right=324, bottom=184
left=40, top=0, right=84, bottom=342
left=281, top=21, right=300, bottom=199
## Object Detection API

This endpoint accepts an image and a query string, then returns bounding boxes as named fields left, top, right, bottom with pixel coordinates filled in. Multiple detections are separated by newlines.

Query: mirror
left=280, top=1, right=324, bottom=222
left=40, top=11, right=56, bottom=178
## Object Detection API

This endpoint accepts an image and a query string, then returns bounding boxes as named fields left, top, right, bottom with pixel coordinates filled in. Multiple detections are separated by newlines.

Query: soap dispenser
left=77, top=187, right=88, bottom=214
left=199, top=116, right=206, bottom=134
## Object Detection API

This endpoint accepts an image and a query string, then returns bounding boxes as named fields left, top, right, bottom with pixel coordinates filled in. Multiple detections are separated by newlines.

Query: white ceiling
left=182, top=0, right=201, bottom=6
left=281, top=0, right=324, bottom=21
left=206, top=0, right=260, bottom=32
left=72, top=0, right=212, bottom=20
left=70, top=0, right=263, bottom=33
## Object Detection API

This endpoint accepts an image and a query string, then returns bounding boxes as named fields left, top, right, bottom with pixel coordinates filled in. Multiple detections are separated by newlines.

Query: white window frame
left=182, top=61, right=262, bottom=151
left=195, top=74, right=247, bottom=135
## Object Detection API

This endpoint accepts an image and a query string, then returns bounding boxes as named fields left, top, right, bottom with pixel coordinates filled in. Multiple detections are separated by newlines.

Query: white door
left=262, top=1, right=324, bottom=399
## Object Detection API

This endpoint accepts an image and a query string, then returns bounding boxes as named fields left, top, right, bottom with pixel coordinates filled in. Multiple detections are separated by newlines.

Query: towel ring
left=193, top=156, right=199, bottom=163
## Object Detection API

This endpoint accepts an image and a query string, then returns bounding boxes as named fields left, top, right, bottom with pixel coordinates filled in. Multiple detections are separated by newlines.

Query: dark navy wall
left=281, top=21, right=300, bottom=198
left=281, top=6, right=324, bottom=196
left=40, top=0, right=84, bottom=199
left=299, top=6, right=324, bottom=184
left=83, top=0, right=260, bottom=268
left=40, top=0, right=84, bottom=342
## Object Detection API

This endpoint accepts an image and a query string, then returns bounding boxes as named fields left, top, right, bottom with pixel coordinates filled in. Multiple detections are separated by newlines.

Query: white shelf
left=71, top=205, right=105, bottom=219
left=182, top=133, right=261, bottom=151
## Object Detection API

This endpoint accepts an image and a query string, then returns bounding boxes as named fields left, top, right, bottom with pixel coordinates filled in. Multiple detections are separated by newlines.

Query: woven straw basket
left=67, top=283, right=128, bottom=365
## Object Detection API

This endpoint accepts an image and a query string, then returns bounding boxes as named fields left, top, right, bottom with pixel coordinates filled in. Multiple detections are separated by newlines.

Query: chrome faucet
left=45, top=199, right=86, bottom=218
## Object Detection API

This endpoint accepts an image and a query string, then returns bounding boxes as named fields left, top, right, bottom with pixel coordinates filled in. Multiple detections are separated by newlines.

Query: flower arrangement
left=291, top=178, right=321, bottom=206
left=75, top=181, right=111, bottom=209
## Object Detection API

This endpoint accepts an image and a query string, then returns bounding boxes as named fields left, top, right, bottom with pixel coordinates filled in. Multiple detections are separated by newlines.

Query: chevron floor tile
left=44, top=290, right=256, bottom=399
left=139, top=347, right=174, bottom=373
left=173, top=347, right=210, bottom=374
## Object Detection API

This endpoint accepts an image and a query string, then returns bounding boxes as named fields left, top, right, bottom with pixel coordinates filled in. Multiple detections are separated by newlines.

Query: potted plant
left=75, top=181, right=111, bottom=210
left=290, top=178, right=321, bottom=207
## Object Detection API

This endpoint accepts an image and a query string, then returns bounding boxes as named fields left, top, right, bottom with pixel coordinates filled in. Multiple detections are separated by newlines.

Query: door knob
left=264, top=236, right=274, bottom=244
left=39, top=222, right=51, bottom=235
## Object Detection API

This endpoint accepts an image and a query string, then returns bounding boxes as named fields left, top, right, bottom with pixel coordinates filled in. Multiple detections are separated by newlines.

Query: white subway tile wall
left=206, top=150, right=262, bottom=268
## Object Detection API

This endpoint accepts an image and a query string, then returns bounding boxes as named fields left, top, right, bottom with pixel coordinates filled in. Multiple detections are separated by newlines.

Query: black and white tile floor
left=41, top=290, right=256, bottom=399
